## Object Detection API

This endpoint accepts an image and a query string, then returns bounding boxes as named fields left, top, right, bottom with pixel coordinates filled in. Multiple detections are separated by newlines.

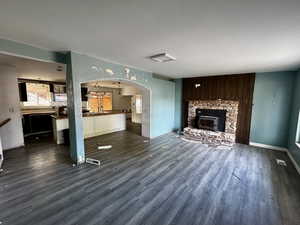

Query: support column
left=66, top=52, right=85, bottom=164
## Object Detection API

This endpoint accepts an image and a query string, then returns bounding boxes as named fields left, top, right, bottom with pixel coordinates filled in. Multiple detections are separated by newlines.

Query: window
left=88, top=94, right=99, bottom=113
left=296, top=111, right=300, bottom=148
left=135, top=95, right=142, bottom=114
left=23, top=83, right=52, bottom=106
left=87, top=92, right=112, bottom=112
left=102, top=93, right=112, bottom=111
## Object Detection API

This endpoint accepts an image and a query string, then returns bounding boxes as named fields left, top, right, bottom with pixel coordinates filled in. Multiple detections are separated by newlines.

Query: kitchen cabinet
left=121, top=86, right=139, bottom=96
left=54, top=84, right=66, bottom=93
left=84, top=113, right=126, bottom=138
left=18, top=82, right=28, bottom=102
left=83, top=116, right=95, bottom=138
left=52, top=113, right=126, bottom=144
left=81, top=87, right=88, bottom=101
left=22, top=114, right=53, bottom=137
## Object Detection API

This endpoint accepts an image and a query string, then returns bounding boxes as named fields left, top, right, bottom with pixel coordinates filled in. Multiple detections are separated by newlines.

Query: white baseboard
left=249, top=142, right=288, bottom=152
left=250, top=142, right=300, bottom=175
left=286, top=151, right=300, bottom=175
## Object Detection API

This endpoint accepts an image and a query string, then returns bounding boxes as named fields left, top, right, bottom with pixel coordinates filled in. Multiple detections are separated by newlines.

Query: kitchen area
left=19, top=80, right=67, bottom=142
left=19, top=79, right=143, bottom=145
left=0, top=52, right=144, bottom=174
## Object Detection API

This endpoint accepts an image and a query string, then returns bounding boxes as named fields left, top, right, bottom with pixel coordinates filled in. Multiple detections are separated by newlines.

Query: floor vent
left=86, top=158, right=101, bottom=166
left=276, top=159, right=287, bottom=166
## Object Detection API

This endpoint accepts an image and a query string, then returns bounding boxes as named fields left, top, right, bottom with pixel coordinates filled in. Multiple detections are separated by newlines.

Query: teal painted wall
left=151, top=77, right=176, bottom=137
left=66, top=52, right=84, bottom=162
left=250, top=71, right=296, bottom=147
left=174, top=79, right=183, bottom=131
left=288, top=69, right=300, bottom=167
left=3, top=38, right=298, bottom=165
left=67, top=52, right=176, bottom=162
left=0, top=39, right=176, bottom=163
left=0, top=38, right=66, bottom=64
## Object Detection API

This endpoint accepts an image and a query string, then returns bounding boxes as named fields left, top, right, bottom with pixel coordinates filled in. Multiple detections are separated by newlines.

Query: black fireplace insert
left=195, top=109, right=227, bottom=132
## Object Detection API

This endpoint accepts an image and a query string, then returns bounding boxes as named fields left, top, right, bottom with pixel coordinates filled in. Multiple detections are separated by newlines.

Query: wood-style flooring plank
left=0, top=131, right=299, bottom=225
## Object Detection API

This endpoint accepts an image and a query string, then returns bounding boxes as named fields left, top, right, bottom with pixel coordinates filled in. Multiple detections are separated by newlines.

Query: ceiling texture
left=0, top=0, right=300, bottom=78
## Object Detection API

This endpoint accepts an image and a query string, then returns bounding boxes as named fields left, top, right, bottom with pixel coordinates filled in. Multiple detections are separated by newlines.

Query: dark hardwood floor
left=0, top=131, right=300, bottom=225
left=126, top=119, right=142, bottom=136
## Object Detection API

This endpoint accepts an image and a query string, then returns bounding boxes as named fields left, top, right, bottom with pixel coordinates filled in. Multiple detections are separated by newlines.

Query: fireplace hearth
left=184, top=100, right=239, bottom=146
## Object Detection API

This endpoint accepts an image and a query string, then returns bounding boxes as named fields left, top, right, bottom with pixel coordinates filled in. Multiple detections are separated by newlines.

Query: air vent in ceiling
left=149, top=53, right=176, bottom=63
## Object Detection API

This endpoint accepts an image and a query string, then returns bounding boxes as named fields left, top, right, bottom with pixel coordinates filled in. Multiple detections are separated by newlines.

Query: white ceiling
left=0, top=53, right=66, bottom=82
left=0, top=0, right=300, bottom=78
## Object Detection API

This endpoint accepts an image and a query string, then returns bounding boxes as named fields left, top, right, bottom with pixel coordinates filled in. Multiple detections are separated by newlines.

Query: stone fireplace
left=183, top=100, right=239, bottom=146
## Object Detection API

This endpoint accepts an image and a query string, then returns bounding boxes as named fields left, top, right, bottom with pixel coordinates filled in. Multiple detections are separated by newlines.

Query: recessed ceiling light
left=149, top=53, right=176, bottom=63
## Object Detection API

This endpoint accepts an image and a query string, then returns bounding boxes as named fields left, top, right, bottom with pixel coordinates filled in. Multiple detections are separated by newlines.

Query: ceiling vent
left=149, top=53, right=176, bottom=63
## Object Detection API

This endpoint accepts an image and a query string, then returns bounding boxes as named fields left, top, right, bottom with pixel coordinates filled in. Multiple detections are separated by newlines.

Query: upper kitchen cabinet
left=53, top=84, right=66, bottom=93
left=81, top=87, right=88, bottom=101
left=121, top=86, right=140, bottom=96
left=18, top=82, right=28, bottom=102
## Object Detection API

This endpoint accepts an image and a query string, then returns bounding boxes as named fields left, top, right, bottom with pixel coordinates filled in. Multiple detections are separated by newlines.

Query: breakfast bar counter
left=52, top=112, right=126, bottom=144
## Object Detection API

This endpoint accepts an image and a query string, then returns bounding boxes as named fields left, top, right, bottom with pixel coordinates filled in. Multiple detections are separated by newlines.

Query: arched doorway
left=80, top=78, right=151, bottom=138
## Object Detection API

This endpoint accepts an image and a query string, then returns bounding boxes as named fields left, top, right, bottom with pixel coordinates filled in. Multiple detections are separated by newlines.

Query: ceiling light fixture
left=124, top=68, right=130, bottom=78
left=105, top=68, right=114, bottom=75
left=149, top=53, right=176, bottom=63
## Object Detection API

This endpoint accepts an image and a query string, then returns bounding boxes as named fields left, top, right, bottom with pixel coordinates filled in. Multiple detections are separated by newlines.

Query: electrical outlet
left=9, top=107, right=14, bottom=113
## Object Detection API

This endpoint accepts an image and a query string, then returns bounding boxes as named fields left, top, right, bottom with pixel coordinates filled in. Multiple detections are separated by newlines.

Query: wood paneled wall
left=182, top=74, right=255, bottom=144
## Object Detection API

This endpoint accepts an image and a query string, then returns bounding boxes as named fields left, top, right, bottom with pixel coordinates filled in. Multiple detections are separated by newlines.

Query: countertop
left=52, top=111, right=126, bottom=120
left=21, top=109, right=56, bottom=115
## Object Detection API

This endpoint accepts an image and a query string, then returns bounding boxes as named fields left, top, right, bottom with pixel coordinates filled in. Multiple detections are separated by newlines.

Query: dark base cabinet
left=22, top=114, right=53, bottom=137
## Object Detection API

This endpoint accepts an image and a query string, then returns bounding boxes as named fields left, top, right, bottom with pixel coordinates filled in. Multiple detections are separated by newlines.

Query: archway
left=79, top=78, right=151, bottom=138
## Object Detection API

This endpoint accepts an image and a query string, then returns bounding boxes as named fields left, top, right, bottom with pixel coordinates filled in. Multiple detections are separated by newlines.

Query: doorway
left=80, top=79, right=150, bottom=138
left=0, top=52, right=67, bottom=149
